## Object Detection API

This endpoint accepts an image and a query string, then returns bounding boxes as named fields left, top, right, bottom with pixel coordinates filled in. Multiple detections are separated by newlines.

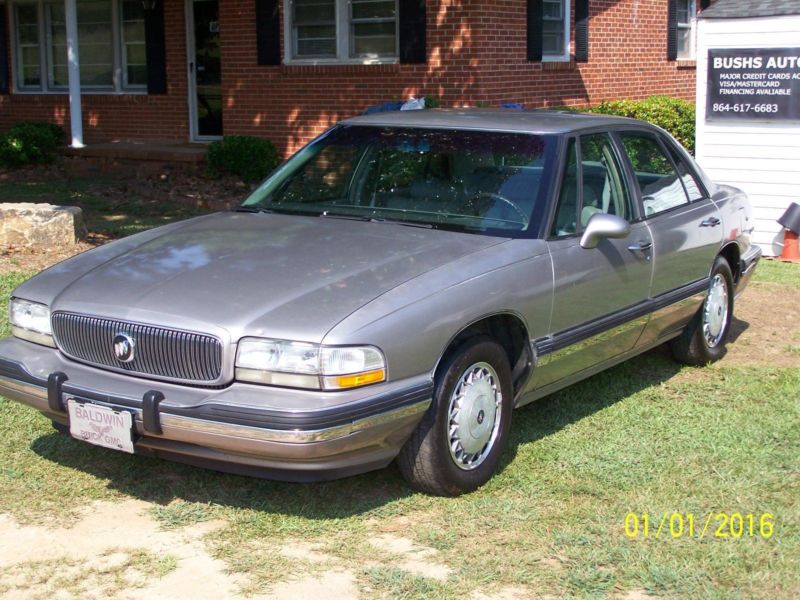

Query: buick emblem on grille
left=113, top=333, right=136, bottom=363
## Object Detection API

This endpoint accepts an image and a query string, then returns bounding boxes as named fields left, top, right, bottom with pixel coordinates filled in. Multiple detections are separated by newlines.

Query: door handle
left=700, top=217, right=721, bottom=227
left=627, top=240, right=653, bottom=252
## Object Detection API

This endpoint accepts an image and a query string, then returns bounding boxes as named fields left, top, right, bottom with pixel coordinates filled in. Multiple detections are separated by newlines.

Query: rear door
left=616, top=130, right=722, bottom=342
left=527, top=132, right=653, bottom=392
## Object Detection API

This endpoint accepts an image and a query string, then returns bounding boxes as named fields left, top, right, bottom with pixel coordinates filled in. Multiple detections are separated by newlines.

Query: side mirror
left=580, top=213, right=631, bottom=249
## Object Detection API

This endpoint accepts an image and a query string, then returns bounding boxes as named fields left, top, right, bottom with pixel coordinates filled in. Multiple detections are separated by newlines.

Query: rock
left=0, top=203, right=87, bottom=248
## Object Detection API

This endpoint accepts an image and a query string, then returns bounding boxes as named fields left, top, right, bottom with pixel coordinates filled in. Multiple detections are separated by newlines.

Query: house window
left=14, top=4, right=41, bottom=87
left=543, top=0, right=569, bottom=60
left=120, top=0, right=146, bottom=86
left=676, top=0, right=695, bottom=59
left=11, top=0, right=147, bottom=92
left=286, top=0, right=398, bottom=62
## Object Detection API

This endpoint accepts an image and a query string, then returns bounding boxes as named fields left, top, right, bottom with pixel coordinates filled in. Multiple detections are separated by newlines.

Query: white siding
left=695, top=15, right=800, bottom=256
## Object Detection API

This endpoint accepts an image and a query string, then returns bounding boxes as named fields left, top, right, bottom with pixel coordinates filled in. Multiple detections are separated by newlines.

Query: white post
left=64, top=0, right=84, bottom=148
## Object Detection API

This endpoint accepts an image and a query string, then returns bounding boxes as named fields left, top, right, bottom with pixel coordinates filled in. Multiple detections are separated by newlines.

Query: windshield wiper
left=236, top=206, right=273, bottom=214
left=320, top=211, right=434, bottom=228
left=319, top=211, right=372, bottom=221
left=370, top=217, right=434, bottom=229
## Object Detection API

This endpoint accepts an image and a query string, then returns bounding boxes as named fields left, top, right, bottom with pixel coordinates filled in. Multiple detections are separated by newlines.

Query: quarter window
left=11, top=0, right=147, bottom=92
left=619, top=132, right=690, bottom=217
left=663, top=141, right=705, bottom=202
left=287, top=0, right=398, bottom=62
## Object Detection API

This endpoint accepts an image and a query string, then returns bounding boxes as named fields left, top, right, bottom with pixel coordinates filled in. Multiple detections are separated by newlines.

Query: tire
left=670, top=256, right=734, bottom=366
left=397, top=336, right=513, bottom=496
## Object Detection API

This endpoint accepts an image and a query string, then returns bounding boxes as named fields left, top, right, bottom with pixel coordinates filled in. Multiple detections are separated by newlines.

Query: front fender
left=322, top=239, right=553, bottom=381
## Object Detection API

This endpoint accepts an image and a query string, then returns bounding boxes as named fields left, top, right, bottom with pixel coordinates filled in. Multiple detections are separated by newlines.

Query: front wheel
left=397, top=336, right=513, bottom=496
left=670, top=256, right=734, bottom=365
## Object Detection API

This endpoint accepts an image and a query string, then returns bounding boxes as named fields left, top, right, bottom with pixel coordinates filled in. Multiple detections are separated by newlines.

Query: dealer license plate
left=67, top=399, right=135, bottom=454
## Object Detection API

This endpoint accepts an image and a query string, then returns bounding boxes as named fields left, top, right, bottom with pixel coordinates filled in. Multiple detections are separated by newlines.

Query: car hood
left=32, top=212, right=507, bottom=343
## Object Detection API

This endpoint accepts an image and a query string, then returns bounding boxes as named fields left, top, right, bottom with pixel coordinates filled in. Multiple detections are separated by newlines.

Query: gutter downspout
left=64, top=0, right=84, bottom=148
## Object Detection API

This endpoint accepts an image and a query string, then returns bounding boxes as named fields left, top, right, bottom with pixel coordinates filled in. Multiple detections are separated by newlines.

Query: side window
left=551, top=134, right=632, bottom=237
left=579, top=133, right=632, bottom=227
left=663, top=141, right=705, bottom=202
left=551, top=139, right=578, bottom=237
left=620, top=132, right=690, bottom=217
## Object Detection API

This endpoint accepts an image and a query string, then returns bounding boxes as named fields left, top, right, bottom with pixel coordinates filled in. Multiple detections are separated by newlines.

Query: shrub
left=0, top=121, right=66, bottom=167
left=207, top=135, right=280, bottom=182
left=585, top=96, right=696, bottom=154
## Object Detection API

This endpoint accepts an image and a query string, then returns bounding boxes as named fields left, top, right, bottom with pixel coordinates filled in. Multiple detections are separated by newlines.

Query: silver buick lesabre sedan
left=0, top=110, right=760, bottom=496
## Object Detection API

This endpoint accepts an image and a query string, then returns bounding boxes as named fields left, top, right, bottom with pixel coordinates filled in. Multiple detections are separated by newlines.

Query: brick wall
left=0, top=0, right=696, bottom=155
left=223, top=0, right=696, bottom=155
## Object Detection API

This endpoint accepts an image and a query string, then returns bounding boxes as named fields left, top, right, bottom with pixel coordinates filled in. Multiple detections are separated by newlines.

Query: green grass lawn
left=0, top=264, right=798, bottom=598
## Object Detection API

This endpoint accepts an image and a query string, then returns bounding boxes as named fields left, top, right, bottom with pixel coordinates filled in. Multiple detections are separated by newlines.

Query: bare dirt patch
left=368, top=533, right=452, bottom=581
left=0, top=499, right=267, bottom=600
left=0, top=241, right=95, bottom=274
left=723, top=281, right=800, bottom=368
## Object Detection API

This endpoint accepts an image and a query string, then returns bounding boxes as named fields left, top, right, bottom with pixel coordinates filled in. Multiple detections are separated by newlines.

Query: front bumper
left=0, top=337, right=432, bottom=481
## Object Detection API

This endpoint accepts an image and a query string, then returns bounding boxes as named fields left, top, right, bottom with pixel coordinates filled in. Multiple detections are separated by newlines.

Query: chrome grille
left=52, top=313, right=223, bottom=384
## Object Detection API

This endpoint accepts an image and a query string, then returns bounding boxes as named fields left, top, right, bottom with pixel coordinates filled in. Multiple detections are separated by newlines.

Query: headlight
left=9, top=298, right=56, bottom=347
left=235, top=338, right=386, bottom=390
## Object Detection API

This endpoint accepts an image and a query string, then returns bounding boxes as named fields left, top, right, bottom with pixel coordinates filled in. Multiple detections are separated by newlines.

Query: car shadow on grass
left=727, top=315, right=750, bottom=344
left=29, top=345, right=686, bottom=518
left=500, top=345, right=685, bottom=471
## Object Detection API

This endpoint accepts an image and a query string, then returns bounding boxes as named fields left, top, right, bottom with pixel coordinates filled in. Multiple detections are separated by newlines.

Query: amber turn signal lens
left=333, top=368, right=386, bottom=389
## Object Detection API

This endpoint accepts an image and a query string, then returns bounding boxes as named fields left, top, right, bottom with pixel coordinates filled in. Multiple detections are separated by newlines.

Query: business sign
left=706, top=48, right=800, bottom=121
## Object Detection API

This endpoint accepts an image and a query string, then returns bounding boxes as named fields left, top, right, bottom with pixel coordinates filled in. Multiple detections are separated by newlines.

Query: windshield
left=242, top=126, right=557, bottom=235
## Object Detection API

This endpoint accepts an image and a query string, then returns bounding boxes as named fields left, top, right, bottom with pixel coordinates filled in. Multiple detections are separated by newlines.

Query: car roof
left=341, top=108, right=644, bottom=134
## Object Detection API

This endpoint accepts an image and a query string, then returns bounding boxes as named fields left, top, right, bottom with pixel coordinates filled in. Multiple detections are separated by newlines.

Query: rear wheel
left=670, top=256, right=734, bottom=365
left=397, top=336, right=513, bottom=496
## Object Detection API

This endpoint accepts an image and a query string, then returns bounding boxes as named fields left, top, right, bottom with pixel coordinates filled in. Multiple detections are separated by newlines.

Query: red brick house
left=0, top=0, right=704, bottom=156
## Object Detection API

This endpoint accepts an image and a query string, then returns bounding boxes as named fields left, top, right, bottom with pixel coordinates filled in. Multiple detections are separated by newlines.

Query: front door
left=527, top=133, right=654, bottom=392
left=188, top=0, right=222, bottom=139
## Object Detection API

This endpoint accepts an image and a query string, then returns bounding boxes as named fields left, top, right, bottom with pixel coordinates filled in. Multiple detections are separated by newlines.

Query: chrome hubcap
left=447, top=362, right=503, bottom=471
left=702, top=274, right=729, bottom=348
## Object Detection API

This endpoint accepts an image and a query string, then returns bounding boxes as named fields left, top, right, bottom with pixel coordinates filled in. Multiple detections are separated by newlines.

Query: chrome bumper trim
left=159, top=400, right=430, bottom=444
left=0, top=371, right=430, bottom=445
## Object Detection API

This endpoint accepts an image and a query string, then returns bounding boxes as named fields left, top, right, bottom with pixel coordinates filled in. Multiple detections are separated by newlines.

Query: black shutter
left=575, top=0, right=589, bottom=62
left=667, top=0, right=678, bottom=61
left=0, top=6, right=9, bottom=94
left=700, top=0, right=710, bottom=9
left=399, top=0, right=426, bottom=64
left=527, top=0, right=543, bottom=62
left=144, top=0, right=167, bottom=94
left=256, top=0, right=281, bottom=65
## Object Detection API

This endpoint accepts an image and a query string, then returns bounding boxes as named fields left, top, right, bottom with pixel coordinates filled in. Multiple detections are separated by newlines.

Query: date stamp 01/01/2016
left=624, top=512, right=775, bottom=540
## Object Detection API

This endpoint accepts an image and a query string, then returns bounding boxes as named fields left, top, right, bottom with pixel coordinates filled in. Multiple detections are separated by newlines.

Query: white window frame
left=282, top=0, right=399, bottom=65
left=9, top=0, right=147, bottom=94
left=542, top=0, right=570, bottom=62
left=676, top=0, right=696, bottom=60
